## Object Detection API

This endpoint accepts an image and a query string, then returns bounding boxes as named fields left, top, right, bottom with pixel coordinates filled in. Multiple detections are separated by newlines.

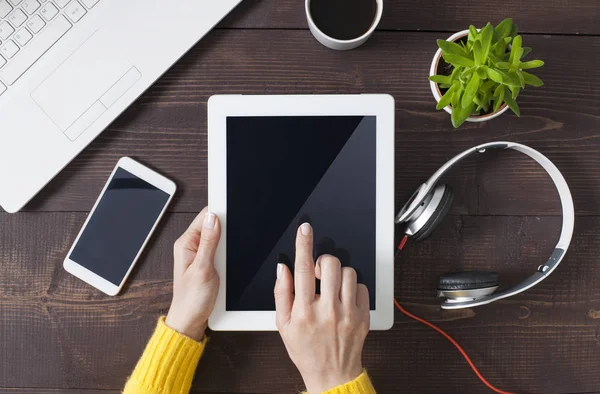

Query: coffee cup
left=305, top=0, right=383, bottom=51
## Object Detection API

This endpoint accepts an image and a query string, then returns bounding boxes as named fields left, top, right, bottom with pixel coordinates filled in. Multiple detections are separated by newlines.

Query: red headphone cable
left=394, top=236, right=516, bottom=394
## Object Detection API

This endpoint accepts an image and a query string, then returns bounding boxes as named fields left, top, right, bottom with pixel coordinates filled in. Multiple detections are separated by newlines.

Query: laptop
left=0, top=0, right=242, bottom=213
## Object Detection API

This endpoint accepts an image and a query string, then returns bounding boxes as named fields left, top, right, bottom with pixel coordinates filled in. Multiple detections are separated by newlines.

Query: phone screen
left=69, top=167, right=170, bottom=285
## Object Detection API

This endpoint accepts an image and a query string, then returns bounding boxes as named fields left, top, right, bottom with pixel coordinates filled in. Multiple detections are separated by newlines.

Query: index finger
left=294, top=223, right=315, bottom=304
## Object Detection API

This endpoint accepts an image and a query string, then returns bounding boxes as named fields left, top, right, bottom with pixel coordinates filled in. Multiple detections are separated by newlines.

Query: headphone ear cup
left=438, top=271, right=501, bottom=291
left=410, top=185, right=454, bottom=242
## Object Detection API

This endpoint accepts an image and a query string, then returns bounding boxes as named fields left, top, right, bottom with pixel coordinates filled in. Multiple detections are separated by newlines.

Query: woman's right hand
left=274, top=223, right=370, bottom=393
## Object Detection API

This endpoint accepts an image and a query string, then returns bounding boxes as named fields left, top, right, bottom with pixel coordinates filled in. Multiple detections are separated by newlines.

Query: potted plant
left=429, top=18, right=545, bottom=128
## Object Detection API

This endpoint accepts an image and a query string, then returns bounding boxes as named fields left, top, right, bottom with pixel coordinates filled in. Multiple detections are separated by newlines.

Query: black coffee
left=310, top=0, right=378, bottom=41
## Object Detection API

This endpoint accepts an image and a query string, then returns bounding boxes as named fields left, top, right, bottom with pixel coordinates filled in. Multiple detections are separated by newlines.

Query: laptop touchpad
left=31, top=32, right=141, bottom=140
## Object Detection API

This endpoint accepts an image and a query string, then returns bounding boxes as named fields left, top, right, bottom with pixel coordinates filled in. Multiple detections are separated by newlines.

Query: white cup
left=305, top=0, right=383, bottom=51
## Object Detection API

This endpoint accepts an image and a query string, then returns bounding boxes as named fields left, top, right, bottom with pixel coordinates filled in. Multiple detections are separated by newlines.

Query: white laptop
left=0, top=0, right=242, bottom=213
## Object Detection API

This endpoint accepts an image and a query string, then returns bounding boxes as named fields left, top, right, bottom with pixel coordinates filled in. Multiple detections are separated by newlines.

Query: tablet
left=208, top=94, right=395, bottom=331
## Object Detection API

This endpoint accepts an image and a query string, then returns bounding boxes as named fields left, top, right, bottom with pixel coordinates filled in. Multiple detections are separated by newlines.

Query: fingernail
left=204, top=212, right=216, bottom=229
left=300, top=222, right=311, bottom=236
left=277, top=263, right=283, bottom=280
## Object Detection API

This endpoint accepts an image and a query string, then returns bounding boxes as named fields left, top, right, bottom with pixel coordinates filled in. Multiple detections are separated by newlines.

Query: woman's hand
left=274, top=223, right=370, bottom=393
left=165, top=207, right=221, bottom=342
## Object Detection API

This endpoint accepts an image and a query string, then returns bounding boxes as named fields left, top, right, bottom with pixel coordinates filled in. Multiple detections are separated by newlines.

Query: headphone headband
left=396, top=142, right=575, bottom=309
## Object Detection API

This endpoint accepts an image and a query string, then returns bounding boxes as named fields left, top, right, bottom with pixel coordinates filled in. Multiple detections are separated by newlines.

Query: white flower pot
left=430, top=29, right=509, bottom=123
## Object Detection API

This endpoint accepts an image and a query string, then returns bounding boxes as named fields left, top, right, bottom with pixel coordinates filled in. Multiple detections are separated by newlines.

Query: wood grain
left=19, top=31, right=600, bottom=216
left=1, top=213, right=600, bottom=393
left=220, top=0, right=600, bottom=35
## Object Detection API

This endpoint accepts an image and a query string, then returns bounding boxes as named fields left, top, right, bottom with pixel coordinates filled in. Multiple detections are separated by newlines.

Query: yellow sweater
left=124, top=317, right=377, bottom=394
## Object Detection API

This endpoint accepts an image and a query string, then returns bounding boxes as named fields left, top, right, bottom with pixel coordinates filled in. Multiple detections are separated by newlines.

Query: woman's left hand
left=165, top=207, right=221, bottom=342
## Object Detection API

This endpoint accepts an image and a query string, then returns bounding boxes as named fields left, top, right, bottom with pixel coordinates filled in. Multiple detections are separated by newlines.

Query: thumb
left=274, top=263, right=293, bottom=329
left=192, top=212, right=221, bottom=270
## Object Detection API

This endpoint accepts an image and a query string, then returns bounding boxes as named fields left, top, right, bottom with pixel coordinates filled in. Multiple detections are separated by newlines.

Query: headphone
left=395, top=141, right=575, bottom=310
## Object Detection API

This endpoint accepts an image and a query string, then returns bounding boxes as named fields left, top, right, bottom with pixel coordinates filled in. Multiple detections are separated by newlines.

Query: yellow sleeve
left=307, top=371, right=377, bottom=394
left=123, top=317, right=207, bottom=394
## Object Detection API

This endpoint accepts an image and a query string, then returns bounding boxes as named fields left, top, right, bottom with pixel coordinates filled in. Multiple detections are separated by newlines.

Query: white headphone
left=395, top=142, right=575, bottom=309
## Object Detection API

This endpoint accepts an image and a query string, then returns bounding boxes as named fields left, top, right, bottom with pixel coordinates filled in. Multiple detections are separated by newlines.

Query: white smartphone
left=63, top=157, right=176, bottom=296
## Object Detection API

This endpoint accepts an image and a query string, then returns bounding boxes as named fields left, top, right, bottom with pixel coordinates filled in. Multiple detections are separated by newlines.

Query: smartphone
left=63, top=157, right=176, bottom=296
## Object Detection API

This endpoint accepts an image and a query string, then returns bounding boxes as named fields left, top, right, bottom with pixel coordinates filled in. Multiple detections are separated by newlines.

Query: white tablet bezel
left=63, top=157, right=176, bottom=296
left=208, top=94, right=395, bottom=331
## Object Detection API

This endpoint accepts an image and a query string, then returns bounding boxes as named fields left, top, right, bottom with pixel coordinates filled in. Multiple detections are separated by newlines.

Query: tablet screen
left=226, top=116, right=376, bottom=311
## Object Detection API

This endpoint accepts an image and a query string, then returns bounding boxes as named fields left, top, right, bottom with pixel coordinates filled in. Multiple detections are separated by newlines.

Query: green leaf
left=437, top=39, right=469, bottom=57
left=486, top=67, right=504, bottom=83
left=509, top=35, right=523, bottom=72
left=493, top=87, right=505, bottom=112
left=480, top=23, right=493, bottom=60
left=494, top=84, right=503, bottom=96
left=497, top=70, right=520, bottom=87
left=479, top=90, right=491, bottom=113
left=443, top=53, right=475, bottom=67
left=477, top=66, right=488, bottom=79
left=509, top=22, right=519, bottom=38
left=473, top=41, right=483, bottom=65
left=520, top=60, right=544, bottom=70
left=496, top=62, right=510, bottom=70
left=468, top=25, right=478, bottom=43
left=492, top=38, right=508, bottom=58
left=447, top=66, right=461, bottom=84
left=516, top=71, right=525, bottom=88
left=429, top=75, right=453, bottom=84
left=436, top=84, right=456, bottom=110
left=510, top=85, right=520, bottom=99
left=481, top=79, right=496, bottom=92
left=493, top=18, right=513, bottom=42
left=451, top=84, right=463, bottom=109
left=461, top=73, right=481, bottom=108
left=521, top=47, right=532, bottom=58
left=451, top=102, right=473, bottom=128
left=503, top=87, right=520, bottom=116
left=487, top=52, right=501, bottom=64
left=522, top=71, right=544, bottom=87
left=462, top=66, right=476, bottom=78
left=510, top=49, right=523, bottom=72
left=482, top=97, right=491, bottom=113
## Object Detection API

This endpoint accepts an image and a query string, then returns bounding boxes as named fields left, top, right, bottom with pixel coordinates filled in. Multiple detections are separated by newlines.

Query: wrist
left=303, top=367, right=363, bottom=393
left=165, top=313, right=207, bottom=342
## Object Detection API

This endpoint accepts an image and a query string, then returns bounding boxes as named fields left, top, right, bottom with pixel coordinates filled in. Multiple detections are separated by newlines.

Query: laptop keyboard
left=0, top=0, right=100, bottom=96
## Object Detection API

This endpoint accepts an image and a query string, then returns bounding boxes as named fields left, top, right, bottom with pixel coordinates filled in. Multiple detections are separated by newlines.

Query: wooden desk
left=1, top=1, right=599, bottom=393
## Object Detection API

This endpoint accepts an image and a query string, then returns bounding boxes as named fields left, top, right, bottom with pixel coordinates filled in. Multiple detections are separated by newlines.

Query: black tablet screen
left=226, top=116, right=376, bottom=311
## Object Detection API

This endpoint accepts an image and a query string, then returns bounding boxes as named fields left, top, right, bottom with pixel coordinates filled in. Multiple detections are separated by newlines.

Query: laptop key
left=14, top=28, right=32, bottom=46
left=80, top=0, right=97, bottom=8
left=65, top=1, right=85, bottom=23
left=8, top=0, right=22, bottom=4
left=54, top=0, right=69, bottom=7
left=0, top=1, right=13, bottom=18
left=0, top=40, right=19, bottom=59
left=21, top=0, right=40, bottom=14
left=0, top=21, right=15, bottom=40
left=0, top=81, right=6, bottom=95
left=40, top=2, right=58, bottom=20
left=26, top=14, right=45, bottom=33
left=9, top=9, right=27, bottom=27
left=0, top=15, right=70, bottom=85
